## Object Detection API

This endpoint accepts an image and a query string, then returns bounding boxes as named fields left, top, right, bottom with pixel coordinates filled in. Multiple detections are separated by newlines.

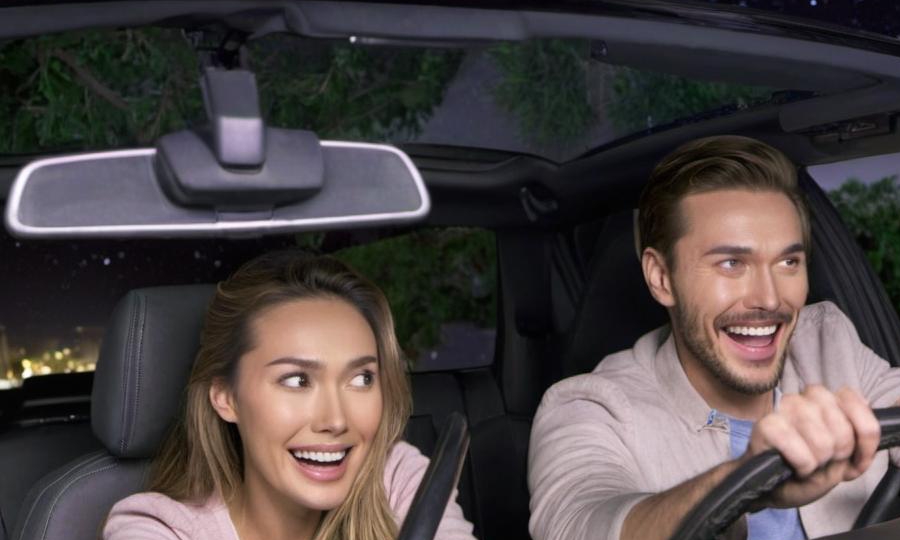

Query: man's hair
left=637, top=135, right=811, bottom=265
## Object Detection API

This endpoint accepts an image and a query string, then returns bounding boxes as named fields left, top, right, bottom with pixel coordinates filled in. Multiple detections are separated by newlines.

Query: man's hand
left=745, top=385, right=881, bottom=509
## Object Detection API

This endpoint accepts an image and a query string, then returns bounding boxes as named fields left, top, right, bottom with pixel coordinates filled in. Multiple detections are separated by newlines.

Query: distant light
left=62, top=347, right=71, bottom=356
left=810, top=0, right=817, bottom=5
left=103, top=257, right=111, bottom=266
left=349, top=36, right=358, bottom=44
left=54, top=351, right=63, bottom=360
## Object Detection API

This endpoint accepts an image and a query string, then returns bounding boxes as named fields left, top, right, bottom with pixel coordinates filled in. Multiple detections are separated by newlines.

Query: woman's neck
left=227, top=478, right=322, bottom=540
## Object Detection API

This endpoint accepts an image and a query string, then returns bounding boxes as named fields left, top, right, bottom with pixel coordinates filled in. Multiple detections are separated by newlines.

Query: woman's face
left=210, top=297, right=384, bottom=512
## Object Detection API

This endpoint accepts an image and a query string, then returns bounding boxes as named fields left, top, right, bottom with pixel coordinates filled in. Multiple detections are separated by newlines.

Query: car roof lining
left=2, top=1, right=900, bottom=94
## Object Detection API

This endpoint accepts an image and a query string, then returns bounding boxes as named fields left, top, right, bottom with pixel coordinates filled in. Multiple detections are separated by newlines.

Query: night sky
left=0, top=229, right=296, bottom=354
left=704, top=0, right=900, bottom=37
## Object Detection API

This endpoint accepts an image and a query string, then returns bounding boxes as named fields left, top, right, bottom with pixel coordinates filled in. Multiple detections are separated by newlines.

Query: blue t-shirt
left=718, top=412, right=808, bottom=540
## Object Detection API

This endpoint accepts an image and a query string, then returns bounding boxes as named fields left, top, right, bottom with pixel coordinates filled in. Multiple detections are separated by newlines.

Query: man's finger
left=755, top=413, right=819, bottom=477
left=835, top=387, right=880, bottom=478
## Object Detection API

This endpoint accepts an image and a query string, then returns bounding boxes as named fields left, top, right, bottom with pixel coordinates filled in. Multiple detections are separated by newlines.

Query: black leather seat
left=12, top=285, right=213, bottom=540
left=11, top=284, right=529, bottom=540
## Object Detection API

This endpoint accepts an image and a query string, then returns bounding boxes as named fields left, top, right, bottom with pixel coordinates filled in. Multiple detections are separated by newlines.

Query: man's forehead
left=677, top=189, right=804, bottom=252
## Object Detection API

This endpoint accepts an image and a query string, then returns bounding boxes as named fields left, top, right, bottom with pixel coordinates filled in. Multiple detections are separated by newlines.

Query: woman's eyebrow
left=265, top=357, right=321, bottom=370
left=264, top=356, right=376, bottom=371
left=346, top=355, right=377, bottom=371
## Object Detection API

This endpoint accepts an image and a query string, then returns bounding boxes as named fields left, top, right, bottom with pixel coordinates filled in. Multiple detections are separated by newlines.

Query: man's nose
left=744, top=267, right=780, bottom=312
left=310, top=387, right=348, bottom=435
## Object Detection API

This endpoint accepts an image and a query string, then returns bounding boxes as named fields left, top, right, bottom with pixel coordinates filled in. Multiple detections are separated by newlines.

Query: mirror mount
left=154, top=52, right=326, bottom=211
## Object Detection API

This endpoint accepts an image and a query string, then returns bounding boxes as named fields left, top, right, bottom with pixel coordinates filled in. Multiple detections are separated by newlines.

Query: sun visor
left=5, top=141, right=429, bottom=238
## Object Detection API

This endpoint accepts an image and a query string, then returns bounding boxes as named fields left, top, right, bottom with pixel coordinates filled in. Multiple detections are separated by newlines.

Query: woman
left=104, top=251, right=475, bottom=540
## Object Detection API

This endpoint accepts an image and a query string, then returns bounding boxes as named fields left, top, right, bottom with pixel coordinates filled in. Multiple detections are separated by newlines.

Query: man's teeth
left=292, top=450, right=347, bottom=463
left=726, top=325, right=778, bottom=336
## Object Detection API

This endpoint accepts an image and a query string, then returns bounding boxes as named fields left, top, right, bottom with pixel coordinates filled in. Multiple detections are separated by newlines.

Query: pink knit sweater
left=104, top=441, right=475, bottom=539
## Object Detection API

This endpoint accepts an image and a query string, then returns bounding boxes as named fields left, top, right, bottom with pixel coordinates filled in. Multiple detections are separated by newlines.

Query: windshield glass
left=0, top=30, right=788, bottom=162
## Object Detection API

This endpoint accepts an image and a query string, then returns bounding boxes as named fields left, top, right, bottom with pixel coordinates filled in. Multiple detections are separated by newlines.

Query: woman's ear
left=642, top=247, right=676, bottom=308
left=209, top=377, right=239, bottom=424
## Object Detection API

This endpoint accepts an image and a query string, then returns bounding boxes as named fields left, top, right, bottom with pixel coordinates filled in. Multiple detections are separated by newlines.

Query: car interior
left=3, top=2, right=900, bottom=540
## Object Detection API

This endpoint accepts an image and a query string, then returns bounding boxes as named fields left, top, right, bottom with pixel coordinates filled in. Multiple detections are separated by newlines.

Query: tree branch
left=51, top=48, right=129, bottom=111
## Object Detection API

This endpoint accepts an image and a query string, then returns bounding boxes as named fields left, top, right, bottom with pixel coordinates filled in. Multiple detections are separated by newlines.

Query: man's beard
left=672, top=298, right=790, bottom=396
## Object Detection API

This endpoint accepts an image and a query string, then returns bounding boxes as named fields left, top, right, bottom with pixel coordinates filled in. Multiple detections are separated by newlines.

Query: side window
left=0, top=227, right=498, bottom=391
left=336, top=228, right=497, bottom=372
left=807, top=153, right=900, bottom=315
left=0, top=232, right=297, bottom=391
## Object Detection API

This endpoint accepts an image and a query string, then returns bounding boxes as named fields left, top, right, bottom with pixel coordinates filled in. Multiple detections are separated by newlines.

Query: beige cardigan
left=528, top=301, right=900, bottom=540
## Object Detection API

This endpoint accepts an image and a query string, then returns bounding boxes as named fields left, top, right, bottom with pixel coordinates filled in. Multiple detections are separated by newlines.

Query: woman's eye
left=782, top=257, right=800, bottom=267
left=280, top=373, right=309, bottom=388
left=349, top=370, right=376, bottom=388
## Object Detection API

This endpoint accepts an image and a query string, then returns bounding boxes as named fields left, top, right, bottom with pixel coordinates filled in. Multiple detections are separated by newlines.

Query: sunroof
left=698, top=0, right=900, bottom=40
left=0, top=29, right=793, bottom=162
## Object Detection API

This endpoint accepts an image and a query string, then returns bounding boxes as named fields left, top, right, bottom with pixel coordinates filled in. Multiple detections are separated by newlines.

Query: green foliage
left=335, top=228, right=496, bottom=357
left=250, top=37, right=461, bottom=140
left=829, top=177, right=900, bottom=309
left=0, top=29, right=461, bottom=153
left=0, top=28, right=202, bottom=153
left=606, top=67, right=772, bottom=133
left=490, top=39, right=594, bottom=145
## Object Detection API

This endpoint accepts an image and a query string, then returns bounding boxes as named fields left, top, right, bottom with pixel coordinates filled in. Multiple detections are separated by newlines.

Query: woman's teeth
left=292, top=450, right=347, bottom=463
left=725, top=324, right=777, bottom=336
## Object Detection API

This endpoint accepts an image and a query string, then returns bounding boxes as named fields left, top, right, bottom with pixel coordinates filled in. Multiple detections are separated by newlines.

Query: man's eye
left=782, top=257, right=800, bottom=267
left=280, top=373, right=309, bottom=388
left=349, top=370, right=376, bottom=388
left=720, top=259, right=741, bottom=270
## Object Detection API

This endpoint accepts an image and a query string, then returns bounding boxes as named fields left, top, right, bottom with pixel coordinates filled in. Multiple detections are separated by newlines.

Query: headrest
left=92, top=285, right=215, bottom=458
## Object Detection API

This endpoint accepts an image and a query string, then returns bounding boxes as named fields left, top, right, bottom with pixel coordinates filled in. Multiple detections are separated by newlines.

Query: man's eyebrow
left=779, top=243, right=805, bottom=257
left=702, top=243, right=805, bottom=257
left=703, top=245, right=753, bottom=257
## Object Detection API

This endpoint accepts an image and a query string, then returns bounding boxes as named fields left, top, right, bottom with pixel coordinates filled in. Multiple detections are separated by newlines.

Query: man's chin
left=715, top=349, right=784, bottom=395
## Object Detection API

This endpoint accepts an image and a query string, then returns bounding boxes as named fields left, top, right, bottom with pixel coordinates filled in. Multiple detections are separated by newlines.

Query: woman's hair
left=146, top=250, right=412, bottom=539
left=637, top=135, right=810, bottom=267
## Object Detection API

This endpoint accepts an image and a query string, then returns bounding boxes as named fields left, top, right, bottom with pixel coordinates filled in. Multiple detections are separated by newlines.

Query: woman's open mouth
left=290, top=447, right=352, bottom=482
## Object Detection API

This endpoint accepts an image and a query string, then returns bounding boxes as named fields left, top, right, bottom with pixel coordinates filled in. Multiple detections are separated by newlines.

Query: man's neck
left=673, top=336, right=773, bottom=422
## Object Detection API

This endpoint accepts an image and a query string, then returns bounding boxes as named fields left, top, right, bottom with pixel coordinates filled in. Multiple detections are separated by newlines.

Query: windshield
left=0, top=30, right=787, bottom=162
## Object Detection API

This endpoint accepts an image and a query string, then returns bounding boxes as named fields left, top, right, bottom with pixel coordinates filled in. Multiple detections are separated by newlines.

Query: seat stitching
left=38, top=460, right=120, bottom=540
left=16, top=451, right=109, bottom=538
left=126, top=294, right=147, bottom=453
left=118, top=298, right=137, bottom=455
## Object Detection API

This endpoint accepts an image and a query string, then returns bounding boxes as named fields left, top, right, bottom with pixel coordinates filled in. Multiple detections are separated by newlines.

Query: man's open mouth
left=723, top=324, right=780, bottom=348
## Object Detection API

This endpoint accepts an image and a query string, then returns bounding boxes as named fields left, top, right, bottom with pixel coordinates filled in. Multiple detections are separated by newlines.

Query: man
left=528, top=135, right=900, bottom=540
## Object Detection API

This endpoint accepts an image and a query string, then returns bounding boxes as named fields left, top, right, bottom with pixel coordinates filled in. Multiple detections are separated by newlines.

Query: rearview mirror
left=5, top=140, right=428, bottom=239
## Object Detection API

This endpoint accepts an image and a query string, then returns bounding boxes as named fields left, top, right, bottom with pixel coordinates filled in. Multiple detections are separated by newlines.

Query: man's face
left=666, top=189, right=808, bottom=395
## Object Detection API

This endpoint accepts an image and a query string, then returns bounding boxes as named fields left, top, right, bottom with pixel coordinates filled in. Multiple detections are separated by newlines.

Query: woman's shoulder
left=382, top=441, right=476, bottom=539
left=104, top=492, right=235, bottom=540
left=384, top=441, right=428, bottom=488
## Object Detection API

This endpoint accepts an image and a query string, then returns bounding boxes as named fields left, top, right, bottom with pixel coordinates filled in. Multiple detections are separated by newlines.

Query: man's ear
left=642, top=247, right=676, bottom=308
left=209, top=377, right=239, bottom=424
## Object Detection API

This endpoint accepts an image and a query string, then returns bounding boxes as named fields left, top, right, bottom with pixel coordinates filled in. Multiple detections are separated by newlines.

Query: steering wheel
left=397, top=412, right=470, bottom=540
left=670, top=407, right=900, bottom=540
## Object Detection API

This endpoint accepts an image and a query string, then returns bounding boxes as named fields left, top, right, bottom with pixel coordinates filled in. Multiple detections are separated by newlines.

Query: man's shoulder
left=792, top=300, right=860, bottom=349
left=538, top=327, right=668, bottom=412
